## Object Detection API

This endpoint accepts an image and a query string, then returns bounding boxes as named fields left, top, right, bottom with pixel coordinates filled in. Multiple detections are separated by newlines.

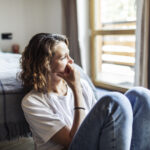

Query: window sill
left=93, top=79, right=129, bottom=93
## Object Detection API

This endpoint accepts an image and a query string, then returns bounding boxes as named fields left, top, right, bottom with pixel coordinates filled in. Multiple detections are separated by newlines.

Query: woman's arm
left=70, top=84, right=85, bottom=137
left=51, top=64, right=86, bottom=148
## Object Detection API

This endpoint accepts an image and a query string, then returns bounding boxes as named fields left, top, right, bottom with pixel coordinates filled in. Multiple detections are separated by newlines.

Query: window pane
left=95, top=0, right=136, bottom=30
left=95, top=35, right=135, bottom=88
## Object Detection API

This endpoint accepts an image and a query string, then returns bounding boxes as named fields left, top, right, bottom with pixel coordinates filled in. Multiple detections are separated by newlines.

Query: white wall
left=0, top=0, right=64, bottom=52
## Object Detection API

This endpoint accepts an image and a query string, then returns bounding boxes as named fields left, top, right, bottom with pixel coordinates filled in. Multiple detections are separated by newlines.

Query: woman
left=20, top=33, right=150, bottom=150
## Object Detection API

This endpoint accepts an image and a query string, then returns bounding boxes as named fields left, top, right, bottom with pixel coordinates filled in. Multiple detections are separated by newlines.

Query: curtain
left=135, top=0, right=150, bottom=88
left=62, top=0, right=82, bottom=67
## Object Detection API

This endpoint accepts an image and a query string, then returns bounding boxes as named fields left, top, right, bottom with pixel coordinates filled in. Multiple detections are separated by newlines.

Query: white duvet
left=0, top=52, right=21, bottom=79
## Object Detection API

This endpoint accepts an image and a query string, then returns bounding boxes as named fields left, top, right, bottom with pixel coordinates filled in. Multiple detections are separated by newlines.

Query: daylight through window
left=90, top=0, right=136, bottom=91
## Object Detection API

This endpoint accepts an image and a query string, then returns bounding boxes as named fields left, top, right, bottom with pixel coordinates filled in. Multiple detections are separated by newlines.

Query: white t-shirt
left=21, top=79, right=97, bottom=150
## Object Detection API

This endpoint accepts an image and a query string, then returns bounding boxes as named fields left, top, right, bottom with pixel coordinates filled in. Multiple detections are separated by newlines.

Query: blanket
left=0, top=77, right=31, bottom=141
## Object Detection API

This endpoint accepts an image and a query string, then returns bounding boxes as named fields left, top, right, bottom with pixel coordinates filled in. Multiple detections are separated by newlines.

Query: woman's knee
left=96, top=92, right=133, bottom=121
left=125, top=87, right=150, bottom=109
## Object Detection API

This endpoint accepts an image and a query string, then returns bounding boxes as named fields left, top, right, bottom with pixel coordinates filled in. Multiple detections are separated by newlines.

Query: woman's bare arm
left=51, top=64, right=86, bottom=148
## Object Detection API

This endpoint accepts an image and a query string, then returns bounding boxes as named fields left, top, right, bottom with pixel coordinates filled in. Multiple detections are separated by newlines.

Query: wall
left=0, top=0, right=64, bottom=52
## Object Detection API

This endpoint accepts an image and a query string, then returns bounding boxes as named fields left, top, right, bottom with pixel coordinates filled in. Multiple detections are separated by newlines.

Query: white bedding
left=0, top=52, right=21, bottom=79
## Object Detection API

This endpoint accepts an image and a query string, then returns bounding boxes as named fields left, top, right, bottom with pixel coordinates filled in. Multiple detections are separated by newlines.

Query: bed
left=0, top=52, right=30, bottom=141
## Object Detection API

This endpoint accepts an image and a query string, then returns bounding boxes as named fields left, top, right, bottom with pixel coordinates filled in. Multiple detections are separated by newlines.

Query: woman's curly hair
left=20, top=33, right=69, bottom=93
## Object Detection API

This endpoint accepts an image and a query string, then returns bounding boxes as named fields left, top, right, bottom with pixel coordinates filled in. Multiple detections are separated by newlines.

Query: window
left=90, top=0, right=136, bottom=92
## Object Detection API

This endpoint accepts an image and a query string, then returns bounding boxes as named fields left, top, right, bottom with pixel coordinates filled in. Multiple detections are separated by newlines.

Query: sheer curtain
left=135, top=0, right=150, bottom=88
left=62, top=0, right=82, bottom=67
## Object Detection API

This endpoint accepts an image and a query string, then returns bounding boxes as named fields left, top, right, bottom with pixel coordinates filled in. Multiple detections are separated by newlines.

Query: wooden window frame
left=90, top=0, right=136, bottom=92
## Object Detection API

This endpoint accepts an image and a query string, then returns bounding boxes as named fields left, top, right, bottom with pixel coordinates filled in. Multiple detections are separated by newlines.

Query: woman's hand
left=57, top=64, right=81, bottom=90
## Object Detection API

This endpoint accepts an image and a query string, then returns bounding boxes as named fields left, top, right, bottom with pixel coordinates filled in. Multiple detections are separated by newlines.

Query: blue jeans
left=68, top=87, right=150, bottom=150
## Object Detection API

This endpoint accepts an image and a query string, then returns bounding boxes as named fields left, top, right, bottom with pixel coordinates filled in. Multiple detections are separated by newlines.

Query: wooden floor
left=0, top=137, right=34, bottom=150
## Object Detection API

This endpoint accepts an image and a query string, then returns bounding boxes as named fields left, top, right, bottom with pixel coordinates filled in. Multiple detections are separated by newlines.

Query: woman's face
left=50, top=42, right=73, bottom=74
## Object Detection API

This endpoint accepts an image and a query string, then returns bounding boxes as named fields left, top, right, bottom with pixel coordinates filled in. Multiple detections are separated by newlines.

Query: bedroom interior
left=0, top=0, right=150, bottom=149
left=0, top=0, right=98, bottom=149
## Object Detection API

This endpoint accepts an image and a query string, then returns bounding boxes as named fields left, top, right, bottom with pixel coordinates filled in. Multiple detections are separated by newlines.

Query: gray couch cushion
left=74, top=64, right=98, bottom=100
